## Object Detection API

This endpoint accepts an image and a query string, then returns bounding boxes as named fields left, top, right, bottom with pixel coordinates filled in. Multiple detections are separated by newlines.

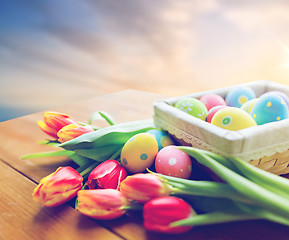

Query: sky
left=1, top=0, right=289, bottom=121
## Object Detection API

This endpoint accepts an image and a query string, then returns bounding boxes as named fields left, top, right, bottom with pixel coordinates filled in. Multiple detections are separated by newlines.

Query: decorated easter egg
left=225, top=87, right=256, bottom=108
left=121, top=133, right=158, bottom=173
left=240, top=98, right=259, bottom=114
left=211, top=107, right=257, bottom=130
left=250, top=93, right=289, bottom=125
left=260, top=91, right=289, bottom=109
left=206, top=105, right=228, bottom=123
left=175, top=97, right=208, bottom=121
left=155, top=146, right=192, bottom=179
left=146, top=129, right=174, bottom=151
left=199, top=93, right=226, bottom=111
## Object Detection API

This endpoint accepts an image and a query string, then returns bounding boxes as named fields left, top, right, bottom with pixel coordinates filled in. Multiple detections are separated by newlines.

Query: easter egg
left=206, top=105, right=228, bottom=123
left=155, top=146, right=192, bottom=179
left=225, top=87, right=256, bottom=108
left=146, top=129, right=174, bottom=151
left=121, top=133, right=158, bottom=173
left=250, top=93, right=289, bottom=125
left=175, top=97, right=208, bottom=121
left=261, top=91, right=289, bottom=109
left=240, top=98, right=259, bottom=114
left=211, top=107, right=257, bottom=131
left=199, top=93, right=226, bottom=111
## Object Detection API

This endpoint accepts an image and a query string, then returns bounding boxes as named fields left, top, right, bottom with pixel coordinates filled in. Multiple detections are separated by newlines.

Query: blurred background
left=1, top=0, right=289, bottom=121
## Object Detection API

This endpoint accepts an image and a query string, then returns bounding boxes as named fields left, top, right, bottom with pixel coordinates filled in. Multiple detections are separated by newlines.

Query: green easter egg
left=175, top=98, right=208, bottom=121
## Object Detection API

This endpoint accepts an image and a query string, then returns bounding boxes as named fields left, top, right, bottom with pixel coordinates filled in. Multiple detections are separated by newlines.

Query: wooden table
left=1, top=90, right=289, bottom=240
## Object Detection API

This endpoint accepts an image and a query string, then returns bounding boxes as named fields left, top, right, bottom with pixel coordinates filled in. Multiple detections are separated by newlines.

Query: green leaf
left=68, top=152, right=95, bottom=167
left=38, top=140, right=61, bottom=147
left=60, top=119, right=155, bottom=151
left=74, top=145, right=122, bottom=161
left=21, top=150, right=74, bottom=160
left=98, top=111, right=116, bottom=125
left=88, top=111, right=116, bottom=125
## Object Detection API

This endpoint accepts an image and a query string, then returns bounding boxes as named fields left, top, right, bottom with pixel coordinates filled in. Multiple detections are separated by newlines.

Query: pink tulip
left=86, top=159, right=127, bottom=190
left=77, top=189, right=128, bottom=220
left=37, top=112, right=78, bottom=138
left=57, top=124, right=94, bottom=143
left=143, top=196, right=194, bottom=234
left=119, top=173, right=171, bottom=203
left=32, top=166, right=83, bottom=207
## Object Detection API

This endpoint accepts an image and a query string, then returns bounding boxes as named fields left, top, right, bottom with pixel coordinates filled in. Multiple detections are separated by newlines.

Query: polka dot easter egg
left=121, top=133, right=159, bottom=173
left=261, top=91, right=289, bottom=109
left=199, top=93, right=226, bottom=111
left=211, top=107, right=257, bottom=131
left=155, top=146, right=192, bottom=179
left=225, top=87, right=256, bottom=108
left=146, top=129, right=174, bottom=151
left=250, top=93, right=289, bottom=125
left=175, top=97, right=208, bottom=121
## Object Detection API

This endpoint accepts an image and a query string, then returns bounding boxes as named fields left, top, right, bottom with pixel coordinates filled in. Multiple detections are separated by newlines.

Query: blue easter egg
left=250, top=93, right=289, bottom=125
left=225, top=87, right=256, bottom=108
left=146, top=129, right=174, bottom=151
left=261, top=91, right=289, bottom=109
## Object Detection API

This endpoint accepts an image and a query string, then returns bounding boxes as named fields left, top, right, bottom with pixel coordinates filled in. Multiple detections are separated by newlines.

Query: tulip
left=86, top=159, right=127, bottom=190
left=119, top=173, right=171, bottom=203
left=32, top=166, right=83, bottom=207
left=57, top=124, right=94, bottom=143
left=76, top=189, right=129, bottom=220
left=38, top=112, right=78, bottom=138
left=143, top=196, right=195, bottom=234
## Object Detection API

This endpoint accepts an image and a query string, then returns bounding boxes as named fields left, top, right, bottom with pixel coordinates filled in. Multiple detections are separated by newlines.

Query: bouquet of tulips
left=23, top=111, right=289, bottom=234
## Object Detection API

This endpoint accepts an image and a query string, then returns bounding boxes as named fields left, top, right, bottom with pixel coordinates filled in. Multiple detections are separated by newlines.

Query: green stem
left=78, top=121, right=99, bottom=130
left=121, top=204, right=143, bottom=211
left=233, top=200, right=289, bottom=227
left=170, top=186, right=254, bottom=205
left=228, top=156, right=289, bottom=198
left=157, top=173, right=255, bottom=205
left=110, top=147, right=122, bottom=160
left=178, top=146, right=289, bottom=219
left=21, top=150, right=74, bottom=159
left=195, top=148, right=239, bottom=172
left=171, top=212, right=261, bottom=227
left=79, top=161, right=99, bottom=177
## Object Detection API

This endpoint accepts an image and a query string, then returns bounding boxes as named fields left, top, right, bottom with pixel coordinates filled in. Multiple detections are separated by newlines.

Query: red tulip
left=57, top=124, right=94, bottom=143
left=86, top=159, right=127, bottom=190
left=76, top=189, right=128, bottom=220
left=37, top=112, right=78, bottom=138
left=143, top=196, right=195, bottom=234
left=32, top=167, right=83, bottom=207
left=119, top=173, right=171, bottom=203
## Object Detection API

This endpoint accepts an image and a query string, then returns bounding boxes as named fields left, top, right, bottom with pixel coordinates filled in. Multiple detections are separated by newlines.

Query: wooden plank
left=0, top=160, right=123, bottom=240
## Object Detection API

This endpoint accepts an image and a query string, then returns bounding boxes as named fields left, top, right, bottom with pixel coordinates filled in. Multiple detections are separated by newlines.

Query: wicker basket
left=153, top=80, right=289, bottom=175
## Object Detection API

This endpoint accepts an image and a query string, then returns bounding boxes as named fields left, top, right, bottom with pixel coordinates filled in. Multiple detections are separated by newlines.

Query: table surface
left=1, top=89, right=289, bottom=240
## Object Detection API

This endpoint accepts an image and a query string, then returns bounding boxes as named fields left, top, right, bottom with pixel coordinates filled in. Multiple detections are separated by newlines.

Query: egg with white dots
left=146, top=129, right=174, bottom=151
left=175, top=97, right=208, bottom=121
left=250, top=93, right=289, bottom=125
left=155, top=146, right=192, bottom=179
left=225, top=87, right=256, bottom=108
left=121, top=133, right=159, bottom=173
